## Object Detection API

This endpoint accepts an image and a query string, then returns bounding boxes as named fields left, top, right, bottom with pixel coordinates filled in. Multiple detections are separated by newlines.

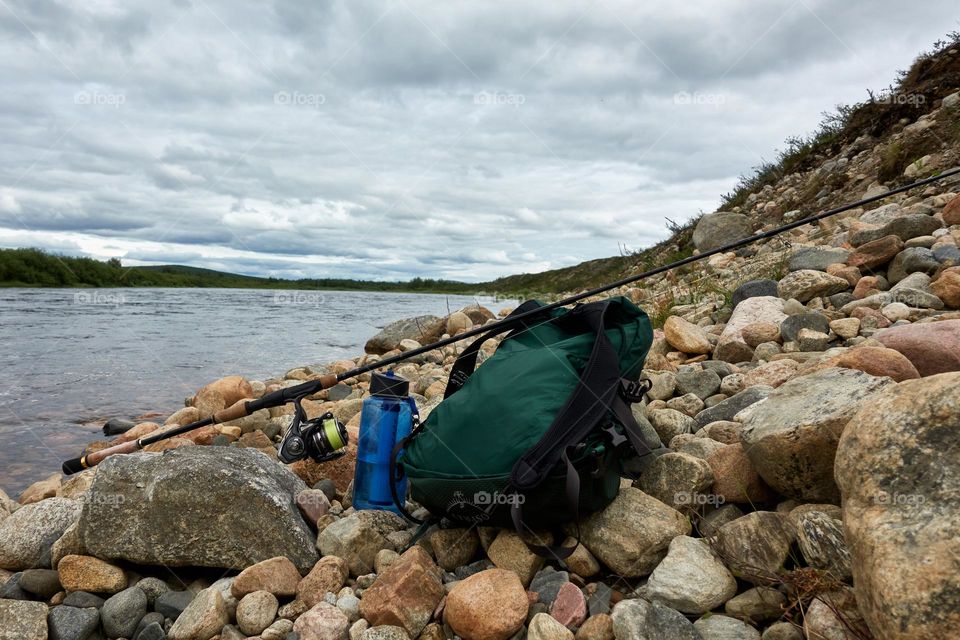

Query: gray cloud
left=0, top=0, right=956, bottom=281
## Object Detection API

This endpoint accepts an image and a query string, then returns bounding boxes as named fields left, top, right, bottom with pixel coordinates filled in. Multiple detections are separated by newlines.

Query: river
left=0, top=288, right=515, bottom=495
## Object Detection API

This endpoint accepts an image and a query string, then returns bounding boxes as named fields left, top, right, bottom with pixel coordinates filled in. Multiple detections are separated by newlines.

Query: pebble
left=646, top=535, right=737, bottom=614
left=237, top=591, right=279, bottom=636
left=549, top=582, right=587, bottom=629
left=100, top=586, right=148, bottom=639
left=528, top=612, right=574, bottom=640
left=693, top=614, right=761, bottom=639
left=47, top=605, right=100, bottom=640
left=444, top=568, right=529, bottom=640
left=167, top=588, right=228, bottom=640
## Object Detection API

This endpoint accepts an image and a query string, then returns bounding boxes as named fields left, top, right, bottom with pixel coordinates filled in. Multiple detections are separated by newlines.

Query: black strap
left=509, top=449, right=581, bottom=560
left=510, top=301, right=622, bottom=491
left=444, top=300, right=545, bottom=399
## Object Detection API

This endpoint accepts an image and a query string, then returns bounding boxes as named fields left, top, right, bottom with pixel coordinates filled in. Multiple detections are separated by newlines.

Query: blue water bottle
left=352, top=372, right=417, bottom=514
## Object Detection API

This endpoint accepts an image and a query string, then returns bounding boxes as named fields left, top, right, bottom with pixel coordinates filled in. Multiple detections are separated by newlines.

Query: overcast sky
left=0, top=1, right=956, bottom=282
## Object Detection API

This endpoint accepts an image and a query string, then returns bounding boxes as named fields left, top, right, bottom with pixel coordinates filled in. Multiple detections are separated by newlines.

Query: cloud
left=0, top=0, right=955, bottom=281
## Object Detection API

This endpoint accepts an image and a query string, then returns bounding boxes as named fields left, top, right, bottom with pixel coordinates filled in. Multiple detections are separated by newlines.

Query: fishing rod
left=62, top=165, right=960, bottom=475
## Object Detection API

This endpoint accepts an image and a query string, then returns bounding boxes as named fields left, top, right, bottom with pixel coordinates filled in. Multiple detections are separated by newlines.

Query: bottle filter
left=352, top=372, right=416, bottom=513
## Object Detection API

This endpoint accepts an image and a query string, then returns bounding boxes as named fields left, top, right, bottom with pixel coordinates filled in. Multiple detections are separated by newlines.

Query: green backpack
left=396, top=297, right=660, bottom=540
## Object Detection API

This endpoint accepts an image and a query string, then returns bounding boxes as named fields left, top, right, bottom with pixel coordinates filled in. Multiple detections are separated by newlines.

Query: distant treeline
left=0, top=248, right=487, bottom=294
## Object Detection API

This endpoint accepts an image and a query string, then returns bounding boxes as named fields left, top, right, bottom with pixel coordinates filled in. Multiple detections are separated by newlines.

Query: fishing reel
left=278, top=397, right=349, bottom=464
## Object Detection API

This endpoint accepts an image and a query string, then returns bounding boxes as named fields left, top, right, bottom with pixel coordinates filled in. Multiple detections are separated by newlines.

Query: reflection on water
left=0, top=288, right=514, bottom=495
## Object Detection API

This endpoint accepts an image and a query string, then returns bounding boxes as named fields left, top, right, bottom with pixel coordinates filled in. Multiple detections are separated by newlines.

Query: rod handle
left=62, top=439, right=143, bottom=475
left=213, top=399, right=253, bottom=424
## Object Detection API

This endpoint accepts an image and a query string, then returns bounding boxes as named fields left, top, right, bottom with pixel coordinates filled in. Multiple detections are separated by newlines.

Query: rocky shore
left=3, top=94, right=960, bottom=640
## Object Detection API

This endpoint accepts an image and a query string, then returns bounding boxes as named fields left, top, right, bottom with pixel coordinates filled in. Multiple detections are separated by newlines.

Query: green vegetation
left=720, top=31, right=960, bottom=210
left=0, top=248, right=487, bottom=294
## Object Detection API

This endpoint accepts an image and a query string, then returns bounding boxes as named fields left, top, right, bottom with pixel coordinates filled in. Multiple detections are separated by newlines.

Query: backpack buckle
left=619, top=378, right=650, bottom=403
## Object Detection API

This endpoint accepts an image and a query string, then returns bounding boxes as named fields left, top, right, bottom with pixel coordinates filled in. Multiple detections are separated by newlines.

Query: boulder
left=231, top=556, right=302, bottom=599
left=693, top=615, right=761, bottom=640
left=293, top=602, right=350, bottom=640
left=819, top=346, right=920, bottom=382
left=0, top=600, right=47, bottom=640
left=694, top=385, right=773, bottom=428
left=693, top=213, right=753, bottom=252
left=57, top=555, right=127, bottom=594
left=646, top=536, right=737, bottom=614
left=0, top=498, right=81, bottom=570
left=168, top=588, right=228, bottom=640
left=637, top=452, right=714, bottom=509
left=317, top=511, right=406, bottom=576
left=715, top=297, right=786, bottom=363
left=788, top=247, right=850, bottom=272
left=731, top=280, right=779, bottom=310
left=714, top=512, right=795, bottom=584
left=364, top=316, right=442, bottom=355
left=236, top=591, right=279, bottom=636
left=776, top=270, right=849, bottom=302
left=76, top=448, right=318, bottom=572
left=444, top=569, right=528, bottom=640
left=674, top=368, right=721, bottom=399
left=943, top=193, right=960, bottom=225
left=18, top=474, right=61, bottom=505
left=359, top=547, right=443, bottom=637
left=611, top=598, right=699, bottom=640
left=847, top=235, right=904, bottom=269
left=47, top=604, right=100, bottom=640
left=297, top=556, right=349, bottom=608
left=931, top=266, right=960, bottom=308
left=663, top=317, right=712, bottom=355
left=576, top=488, right=690, bottom=577
left=795, top=511, right=851, bottom=580
left=705, top=444, right=773, bottom=504
left=875, top=319, right=960, bottom=375
left=835, top=372, right=960, bottom=639
left=740, top=368, right=892, bottom=502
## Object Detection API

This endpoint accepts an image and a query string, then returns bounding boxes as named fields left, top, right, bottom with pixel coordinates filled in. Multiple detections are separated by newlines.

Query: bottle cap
left=370, top=372, right=410, bottom=398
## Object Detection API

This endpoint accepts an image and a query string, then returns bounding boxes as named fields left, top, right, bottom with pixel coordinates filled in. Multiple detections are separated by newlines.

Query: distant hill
left=0, top=248, right=487, bottom=294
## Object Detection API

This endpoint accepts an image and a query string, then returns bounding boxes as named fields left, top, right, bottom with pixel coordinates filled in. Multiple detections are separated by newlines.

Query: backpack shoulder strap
left=443, top=299, right=545, bottom=399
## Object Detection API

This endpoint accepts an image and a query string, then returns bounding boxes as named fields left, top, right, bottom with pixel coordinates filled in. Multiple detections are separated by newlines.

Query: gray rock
left=776, top=270, right=849, bottom=303
left=648, top=409, right=696, bottom=443
left=694, top=386, right=773, bottom=428
left=588, top=582, right=612, bottom=615
left=714, top=512, right=795, bottom=585
left=778, top=313, right=829, bottom=343
left=888, top=247, right=940, bottom=283
left=77, top=447, right=318, bottom=573
left=933, top=243, right=960, bottom=263
left=47, top=605, right=100, bottom=640
left=715, top=297, right=786, bottom=363
left=731, top=280, right=778, bottom=310
left=529, top=568, right=569, bottom=606
left=828, top=292, right=854, bottom=309
left=575, top=487, right=690, bottom=578
left=62, top=592, right=105, bottom=609
left=787, top=247, right=850, bottom=272
left=693, top=213, right=753, bottom=252
left=611, top=598, right=700, bottom=640
left=740, top=368, right=893, bottom=502
left=364, top=315, right=441, bottom=355
left=362, top=625, right=410, bottom=640
left=675, top=369, right=721, bottom=400
left=131, top=612, right=164, bottom=640
left=761, top=622, right=803, bottom=640
left=796, top=511, right=851, bottom=579
left=101, top=587, right=147, bottom=639
left=698, top=504, right=744, bottom=537
left=701, top=361, right=734, bottom=378
left=890, top=272, right=931, bottom=293
left=237, top=591, right=279, bottom=636
left=135, top=577, right=170, bottom=606
left=102, top=418, right=136, bottom=436
left=643, top=371, right=676, bottom=401
left=0, top=599, right=48, bottom=640
left=693, top=615, right=760, bottom=640
left=646, top=536, right=737, bottom=614
left=19, top=568, right=61, bottom=598
left=155, top=590, right=195, bottom=620
left=317, top=510, right=406, bottom=576
left=849, top=214, right=941, bottom=246
left=135, top=622, right=166, bottom=640
left=724, top=587, right=788, bottom=622
left=637, top=453, right=714, bottom=510
left=167, top=588, right=229, bottom=640
left=0, top=498, right=82, bottom=570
